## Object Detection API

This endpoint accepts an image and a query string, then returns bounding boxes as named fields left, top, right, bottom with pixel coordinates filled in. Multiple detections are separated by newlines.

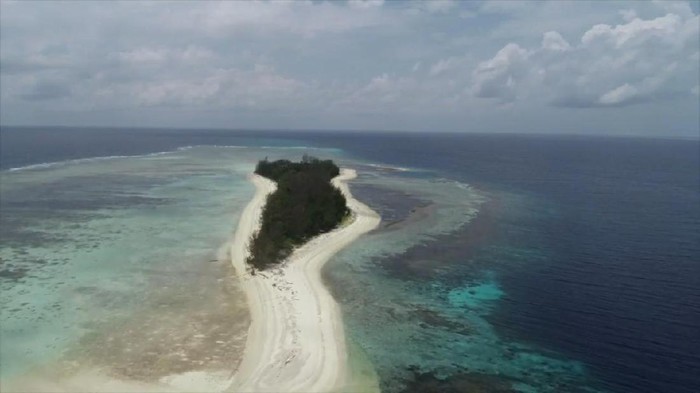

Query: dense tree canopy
left=247, top=156, right=348, bottom=270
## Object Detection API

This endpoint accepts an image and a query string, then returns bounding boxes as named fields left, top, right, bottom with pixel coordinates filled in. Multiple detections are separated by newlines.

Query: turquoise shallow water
left=0, top=145, right=341, bottom=383
left=3, top=142, right=610, bottom=392
left=448, top=277, right=504, bottom=309
left=4, top=128, right=699, bottom=393
left=324, top=168, right=602, bottom=393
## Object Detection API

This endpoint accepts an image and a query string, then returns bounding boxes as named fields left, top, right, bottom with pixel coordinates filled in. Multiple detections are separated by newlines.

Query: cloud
left=347, top=0, right=384, bottom=9
left=337, top=73, right=407, bottom=110
left=163, top=1, right=390, bottom=38
left=619, top=9, right=638, bottom=22
left=19, top=79, right=71, bottom=101
left=116, top=46, right=214, bottom=66
left=0, top=0, right=697, bottom=135
left=478, top=0, right=531, bottom=15
left=1, top=58, right=67, bottom=75
left=598, top=84, right=639, bottom=106
left=580, top=13, right=683, bottom=47
left=115, top=65, right=306, bottom=109
left=471, top=8, right=700, bottom=107
left=429, top=58, right=459, bottom=76
left=541, top=31, right=571, bottom=51
left=472, top=43, right=529, bottom=101
left=117, top=48, right=169, bottom=65
left=422, top=0, right=457, bottom=14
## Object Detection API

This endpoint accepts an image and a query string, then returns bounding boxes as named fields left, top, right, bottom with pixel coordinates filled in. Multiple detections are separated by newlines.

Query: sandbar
left=228, top=168, right=381, bottom=392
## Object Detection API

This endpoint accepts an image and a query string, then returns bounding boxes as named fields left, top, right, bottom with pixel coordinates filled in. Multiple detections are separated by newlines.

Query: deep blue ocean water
left=1, top=127, right=699, bottom=392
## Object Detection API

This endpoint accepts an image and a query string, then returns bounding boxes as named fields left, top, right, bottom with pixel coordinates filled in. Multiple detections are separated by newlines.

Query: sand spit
left=2, top=169, right=378, bottom=393
left=228, top=168, right=381, bottom=392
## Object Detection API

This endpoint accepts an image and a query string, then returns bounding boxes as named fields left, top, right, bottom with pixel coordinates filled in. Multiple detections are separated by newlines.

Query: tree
left=247, top=157, right=349, bottom=270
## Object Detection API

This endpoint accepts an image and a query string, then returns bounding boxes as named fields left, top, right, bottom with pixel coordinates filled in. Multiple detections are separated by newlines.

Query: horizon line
left=1, top=124, right=698, bottom=141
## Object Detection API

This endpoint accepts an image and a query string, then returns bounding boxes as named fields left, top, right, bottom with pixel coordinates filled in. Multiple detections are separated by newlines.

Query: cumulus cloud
left=471, top=8, right=700, bottom=107
left=0, top=0, right=697, bottom=134
left=472, top=43, right=529, bottom=101
left=541, top=31, right=570, bottom=51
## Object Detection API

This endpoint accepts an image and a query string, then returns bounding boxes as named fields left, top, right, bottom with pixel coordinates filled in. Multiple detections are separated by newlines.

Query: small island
left=230, top=162, right=381, bottom=392
left=247, top=156, right=350, bottom=270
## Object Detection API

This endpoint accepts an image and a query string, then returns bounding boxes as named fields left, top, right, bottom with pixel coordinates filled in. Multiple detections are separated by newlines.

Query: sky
left=1, top=0, right=698, bottom=136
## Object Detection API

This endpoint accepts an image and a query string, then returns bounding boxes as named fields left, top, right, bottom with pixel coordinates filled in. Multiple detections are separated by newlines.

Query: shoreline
left=2, top=168, right=379, bottom=393
left=228, top=168, right=381, bottom=392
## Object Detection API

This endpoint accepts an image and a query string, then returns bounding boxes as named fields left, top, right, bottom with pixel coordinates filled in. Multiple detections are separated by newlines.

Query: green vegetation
left=247, top=155, right=349, bottom=271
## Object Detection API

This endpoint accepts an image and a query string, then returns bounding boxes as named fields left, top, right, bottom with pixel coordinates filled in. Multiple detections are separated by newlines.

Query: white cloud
left=598, top=84, right=638, bottom=105
left=429, top=58, right=458, bottom=76
left=652, top=0, right=696, bottom=19
left=471, top=8, right=700, bottom=107
left=580, top=13, right=683, bottom=48
left=0, top=0, right=697, bottom=135
left=541, top=31, right=570, bottom=51
left=472, top=43, right=529, bottom=101
left=619, top=9, right=638, bottom=22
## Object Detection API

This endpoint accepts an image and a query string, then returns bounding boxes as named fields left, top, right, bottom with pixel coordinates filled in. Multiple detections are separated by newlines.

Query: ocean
left=1, top=127, right=698, bottom=392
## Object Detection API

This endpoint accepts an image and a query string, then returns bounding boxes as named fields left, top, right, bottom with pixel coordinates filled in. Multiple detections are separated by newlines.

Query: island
left=228, top=158, right=381, bottom=392
left=247, top=156, right=349, bottom=271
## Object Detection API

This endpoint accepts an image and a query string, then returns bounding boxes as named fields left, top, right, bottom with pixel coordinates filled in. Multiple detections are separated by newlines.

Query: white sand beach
left=228, top=168, right=381, bottom=392
left=3, top=168, right=378, bottom=393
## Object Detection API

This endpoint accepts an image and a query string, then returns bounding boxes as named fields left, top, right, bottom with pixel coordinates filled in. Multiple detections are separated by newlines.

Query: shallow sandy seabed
left=3, top=168, right=381, bottom=393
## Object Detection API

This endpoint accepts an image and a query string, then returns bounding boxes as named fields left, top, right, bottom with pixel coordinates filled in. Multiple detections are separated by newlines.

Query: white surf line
left=228, top=168, right=380, bottom=393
